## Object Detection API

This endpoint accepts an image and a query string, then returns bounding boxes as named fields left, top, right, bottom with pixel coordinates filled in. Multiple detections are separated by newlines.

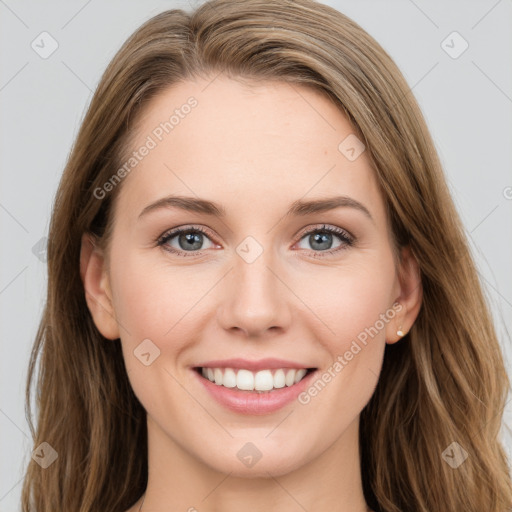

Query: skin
left=81, top=75, right=422, bottom=512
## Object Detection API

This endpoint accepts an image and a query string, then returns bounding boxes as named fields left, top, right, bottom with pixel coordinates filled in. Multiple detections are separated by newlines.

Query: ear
left=80, top=233, right=120, bottom=340
left=386, top=245, right=423, bottom=344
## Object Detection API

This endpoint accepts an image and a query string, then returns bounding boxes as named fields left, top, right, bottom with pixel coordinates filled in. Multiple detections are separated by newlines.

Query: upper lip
left=193, top=358, right=317, bottom=372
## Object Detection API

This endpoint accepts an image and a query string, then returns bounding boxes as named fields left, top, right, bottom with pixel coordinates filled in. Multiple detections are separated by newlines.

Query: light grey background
left=1, top=1, right=511, bottom=510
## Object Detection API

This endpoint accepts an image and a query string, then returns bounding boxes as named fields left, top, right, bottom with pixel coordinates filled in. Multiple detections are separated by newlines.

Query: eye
left=157, top=225, right=217, bottom=257
left=156, top=223, right=355, bottom=258
left=295, top=224, right=354, bottom=257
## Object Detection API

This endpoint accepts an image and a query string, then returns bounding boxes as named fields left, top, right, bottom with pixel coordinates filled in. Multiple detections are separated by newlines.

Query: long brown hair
left=21, top=1, right=512, bottom=510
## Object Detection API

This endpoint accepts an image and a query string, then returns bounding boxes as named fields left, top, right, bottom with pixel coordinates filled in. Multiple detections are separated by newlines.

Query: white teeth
left=200, top=367, right=310, bottom=391
left=285, top=369, right=295, bottom=387
left=254, top=370, right=274, bottom=391
left=214, top=368, right=223, bottom=385
left=222, top=368, right=237, bottom=388
left=294, top=368, right=307, bottom=384
left=237, top=369, right=255, bottom=390
left=273, top=369, right=286, bottom=388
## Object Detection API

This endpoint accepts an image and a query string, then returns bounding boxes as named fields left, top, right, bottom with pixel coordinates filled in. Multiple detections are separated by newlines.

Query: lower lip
left=192, top=368, right=318, bottom=415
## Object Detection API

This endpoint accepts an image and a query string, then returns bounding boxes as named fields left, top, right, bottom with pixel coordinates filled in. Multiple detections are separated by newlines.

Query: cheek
left=294, top=253, right=396, bottom=347
left=109, top=251, right=212, bottom=349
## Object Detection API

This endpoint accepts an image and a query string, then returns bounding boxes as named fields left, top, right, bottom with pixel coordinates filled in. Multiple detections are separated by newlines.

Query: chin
left=200, top=446, right=307, bottom=479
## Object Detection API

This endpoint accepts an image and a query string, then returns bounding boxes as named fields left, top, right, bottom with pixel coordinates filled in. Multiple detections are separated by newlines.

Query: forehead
left=115, top=75, right=384, bottom=224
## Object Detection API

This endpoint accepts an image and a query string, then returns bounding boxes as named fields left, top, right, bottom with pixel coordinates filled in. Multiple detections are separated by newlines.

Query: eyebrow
left=138, top=194, right=374, bottom=223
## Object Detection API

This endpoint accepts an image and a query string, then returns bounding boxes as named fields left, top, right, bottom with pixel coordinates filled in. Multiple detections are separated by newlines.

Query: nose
left=217, top=246, right=292, bottom=338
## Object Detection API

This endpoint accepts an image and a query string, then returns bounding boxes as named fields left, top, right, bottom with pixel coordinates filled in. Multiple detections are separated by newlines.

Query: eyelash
left=156, top=224, right=355, bottom=259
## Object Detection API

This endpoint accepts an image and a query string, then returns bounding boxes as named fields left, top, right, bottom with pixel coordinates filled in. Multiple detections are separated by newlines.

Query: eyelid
left=156, top=224, right=217, bottom=245
left=294, top=223, right=354, bottom=243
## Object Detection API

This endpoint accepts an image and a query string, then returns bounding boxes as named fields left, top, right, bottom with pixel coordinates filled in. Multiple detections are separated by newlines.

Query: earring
left=397, top=326, right=404, bottom=337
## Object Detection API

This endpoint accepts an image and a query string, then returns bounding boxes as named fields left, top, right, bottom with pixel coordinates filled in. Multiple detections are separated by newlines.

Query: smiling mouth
left=193, top=366, right=317, bottom=393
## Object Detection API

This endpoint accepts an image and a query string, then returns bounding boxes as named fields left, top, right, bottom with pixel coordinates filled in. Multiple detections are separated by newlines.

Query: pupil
left=311, top=232, right=332, bottom=250
left=180, top=232, right=202, bottom=251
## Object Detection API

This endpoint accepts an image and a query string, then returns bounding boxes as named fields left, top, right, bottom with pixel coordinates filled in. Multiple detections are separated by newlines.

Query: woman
left=21, top=0, right=512, bottom=510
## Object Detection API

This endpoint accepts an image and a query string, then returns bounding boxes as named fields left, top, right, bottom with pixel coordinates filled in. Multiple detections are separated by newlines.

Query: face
left=82, top=75, right=420, bottom=479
